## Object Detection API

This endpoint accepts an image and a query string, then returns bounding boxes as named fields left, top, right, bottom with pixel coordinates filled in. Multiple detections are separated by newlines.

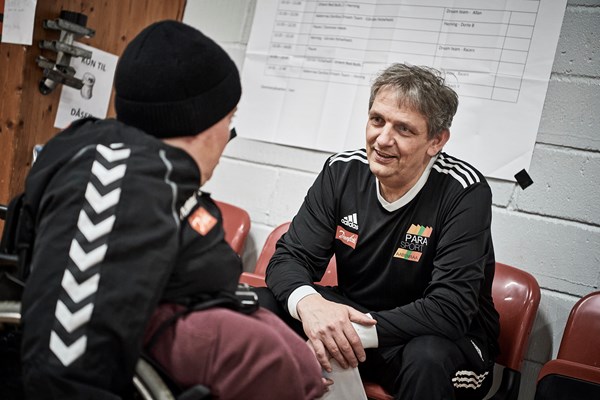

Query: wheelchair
left=0, top=204, right=209, bottom=400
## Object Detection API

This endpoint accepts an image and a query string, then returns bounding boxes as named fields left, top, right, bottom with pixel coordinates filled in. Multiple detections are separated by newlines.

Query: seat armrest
left=363, top=381, right=393, bottom=400
left=538, top=359, right=600, bottom=385
left=239, top=272, right=267, bottom=288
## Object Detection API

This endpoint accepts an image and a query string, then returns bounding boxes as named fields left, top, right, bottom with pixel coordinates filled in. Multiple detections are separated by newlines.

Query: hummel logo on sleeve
left=341, top=213, right=358, bottom=230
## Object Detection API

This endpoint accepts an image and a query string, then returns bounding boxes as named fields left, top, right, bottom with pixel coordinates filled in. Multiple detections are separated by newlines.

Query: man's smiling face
left=366, top=87, right=448, bottom=202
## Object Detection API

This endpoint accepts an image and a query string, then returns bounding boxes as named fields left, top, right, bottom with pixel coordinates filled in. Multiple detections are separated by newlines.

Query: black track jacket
left=19, top=118, right=241, bottom=399
left=267, top=149, right=499, bottom=362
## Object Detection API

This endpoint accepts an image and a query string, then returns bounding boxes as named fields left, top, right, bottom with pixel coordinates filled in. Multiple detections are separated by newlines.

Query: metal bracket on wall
left=36, top=11, right=95, bottom=95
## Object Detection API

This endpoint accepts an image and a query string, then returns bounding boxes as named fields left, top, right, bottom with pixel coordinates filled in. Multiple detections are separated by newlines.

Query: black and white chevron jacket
left=19, top=118, right=241, bottom=399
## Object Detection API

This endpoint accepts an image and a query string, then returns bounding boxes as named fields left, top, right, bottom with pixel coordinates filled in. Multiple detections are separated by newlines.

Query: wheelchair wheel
left=0, top=301, right=23, bottom=400
left=133, top=357, right=177, bottom=400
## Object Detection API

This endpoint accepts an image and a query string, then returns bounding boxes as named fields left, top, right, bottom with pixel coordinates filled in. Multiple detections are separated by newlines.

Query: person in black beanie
left=19, top=20, right=326, bottom=399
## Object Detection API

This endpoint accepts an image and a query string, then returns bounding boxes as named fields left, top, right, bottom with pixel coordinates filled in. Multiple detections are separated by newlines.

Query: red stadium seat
left=534, top=291, right=600, bottom=400
left=239, top=221, right=337, bottom=287
left=214, top=200, right=251, bottom=256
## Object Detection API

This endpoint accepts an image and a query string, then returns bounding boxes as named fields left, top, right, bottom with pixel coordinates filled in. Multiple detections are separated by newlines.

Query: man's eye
left=370, top=116, right=383, bottom=125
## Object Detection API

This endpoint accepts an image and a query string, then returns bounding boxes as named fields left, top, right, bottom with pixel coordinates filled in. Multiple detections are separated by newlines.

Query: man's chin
left=368, top=162, right=390, bottom=179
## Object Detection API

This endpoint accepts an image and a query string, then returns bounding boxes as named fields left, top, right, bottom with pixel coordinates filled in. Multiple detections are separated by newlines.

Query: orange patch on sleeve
left=188, top=207, right=217, bottom=236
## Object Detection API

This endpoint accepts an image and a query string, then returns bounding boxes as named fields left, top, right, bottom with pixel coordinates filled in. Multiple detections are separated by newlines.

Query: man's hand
left=297, top=294, right=376, bottom=372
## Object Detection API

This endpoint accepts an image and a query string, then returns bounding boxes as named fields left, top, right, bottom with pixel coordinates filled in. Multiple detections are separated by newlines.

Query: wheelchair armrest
left=177, top=385, right=211, bottom=400
left=0, top=254, right=19, bottom=271
left=0, top=301, right=21, bottom=324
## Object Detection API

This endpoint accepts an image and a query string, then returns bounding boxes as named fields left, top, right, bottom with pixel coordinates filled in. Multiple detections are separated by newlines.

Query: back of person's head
left=369, top=63, right=458, bottom=139
left=114, top=20, right=241, bottom=139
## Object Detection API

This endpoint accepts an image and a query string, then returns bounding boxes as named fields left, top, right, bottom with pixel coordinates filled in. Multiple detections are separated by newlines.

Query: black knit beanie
left=114, top=20, right=241, bottom=138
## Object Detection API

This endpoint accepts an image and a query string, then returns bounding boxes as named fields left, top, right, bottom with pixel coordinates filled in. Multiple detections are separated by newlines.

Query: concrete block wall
left=184, top=1, right=600, bottom=399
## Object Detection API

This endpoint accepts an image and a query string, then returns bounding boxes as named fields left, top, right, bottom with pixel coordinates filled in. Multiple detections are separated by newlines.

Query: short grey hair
left=369, top=63, right=459, bottom=139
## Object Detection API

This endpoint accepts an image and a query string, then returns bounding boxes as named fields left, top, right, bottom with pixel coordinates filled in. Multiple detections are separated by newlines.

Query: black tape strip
left=514, top=169, right=533, bottom=190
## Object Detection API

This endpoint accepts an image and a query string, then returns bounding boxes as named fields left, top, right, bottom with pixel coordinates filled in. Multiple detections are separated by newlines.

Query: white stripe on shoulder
left=433, top=154, right=480, bottom=188
left=329, top=149, right=368, bottom=166
left=433, top=164, right=468, bottom=188
left=436, top=157, right=475, bottom=186
left=440, top=153, right=480, bottom=184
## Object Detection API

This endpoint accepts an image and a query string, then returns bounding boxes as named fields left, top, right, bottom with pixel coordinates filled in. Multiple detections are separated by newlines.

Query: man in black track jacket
left=19, top=20, right=325, bottom=400
left=262, top=64, right=500, bottom=400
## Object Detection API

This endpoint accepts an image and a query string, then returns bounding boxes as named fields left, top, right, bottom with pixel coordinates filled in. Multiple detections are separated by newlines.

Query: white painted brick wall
left=514, top=146, right=600, bottom=224
left=185, top=2, right=600, bottom=399
left=538, top=80, right=600, bottom=150
left=492, top=209, right=600, bottom=296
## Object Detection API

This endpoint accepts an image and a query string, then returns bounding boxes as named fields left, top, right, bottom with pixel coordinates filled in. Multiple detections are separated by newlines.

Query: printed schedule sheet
left=236, top=0, right=567, bottom=180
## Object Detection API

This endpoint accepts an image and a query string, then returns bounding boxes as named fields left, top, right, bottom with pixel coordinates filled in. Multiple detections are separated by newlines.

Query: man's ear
left=427, top=129, right=450, bottom=156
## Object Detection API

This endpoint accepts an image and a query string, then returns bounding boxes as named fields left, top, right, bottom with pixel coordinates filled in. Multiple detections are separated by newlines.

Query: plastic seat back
left=242, top=221, right=337, bottom=287
left=557, top=291, right=600, bottom=365
left=214, top=200, right=251, bottom=256
left=492, top=262, right=541, bottom=372
left=486, top=262, right=540, bottom=400
left=253, top=222, right=292, bottom=276
left=534, top=292, right=600, bottom=400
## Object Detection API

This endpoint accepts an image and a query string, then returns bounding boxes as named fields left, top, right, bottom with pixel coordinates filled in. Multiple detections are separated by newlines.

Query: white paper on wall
left=1, top=0, right=37, bottom=45
left=54, top=42, right=118, bottom=129
left=236, top=0, right=567, bottom=181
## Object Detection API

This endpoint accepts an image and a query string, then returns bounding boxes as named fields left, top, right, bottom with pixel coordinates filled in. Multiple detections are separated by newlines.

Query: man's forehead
left=371, top=90, right=422, bottom=115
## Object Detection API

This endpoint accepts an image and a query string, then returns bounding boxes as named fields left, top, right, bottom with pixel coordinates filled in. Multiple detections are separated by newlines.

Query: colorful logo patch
left=336, top=225, right=358, bottom=249
left=394, top=224, right=432, bottom=262
left=188, top=207, right=217, bottom=236
left=407, top=224, right=432, bottom=237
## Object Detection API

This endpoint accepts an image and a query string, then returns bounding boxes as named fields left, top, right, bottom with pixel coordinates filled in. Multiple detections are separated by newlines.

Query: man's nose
left=376, top=124, right=394, bottom=146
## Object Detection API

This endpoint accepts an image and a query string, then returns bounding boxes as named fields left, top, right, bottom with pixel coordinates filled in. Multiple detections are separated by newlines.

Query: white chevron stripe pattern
left=91, top=161, right=127, bottom=186
left=49, top=331, right=87, bottom=367
left=68, top=239, right=108, bottom=272
left=96, top=144, right=131, bottom=162
left=84, top=183, right=122, bottom=214
left=452, top=370, right=489, bottom=390
left=55, top=300, right=94, bottom=333
left=50, top=143, right=129, bottom=366
left=61, top=269, right=100, bottom=303
left=77, top=209, right=115, bottom=242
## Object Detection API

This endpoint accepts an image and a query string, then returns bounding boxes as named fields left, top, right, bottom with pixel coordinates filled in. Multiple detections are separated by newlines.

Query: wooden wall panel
left=0, top=0, right=186, bottom=206
left=0, top=45, right=27, bottom=206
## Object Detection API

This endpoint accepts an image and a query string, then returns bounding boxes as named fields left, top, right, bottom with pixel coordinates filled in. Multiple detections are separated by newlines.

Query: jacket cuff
left=352, top=314, right=378, bottom=348
left=287, top=285, right=319, bottom=320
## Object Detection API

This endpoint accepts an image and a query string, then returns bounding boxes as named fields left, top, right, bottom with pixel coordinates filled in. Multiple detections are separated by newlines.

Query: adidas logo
left=341, top=213, right=358, bottom=230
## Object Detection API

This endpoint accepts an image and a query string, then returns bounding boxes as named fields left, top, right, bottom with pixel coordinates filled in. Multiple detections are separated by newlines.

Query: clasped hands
left=297, top=293, right=376, bottom=373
